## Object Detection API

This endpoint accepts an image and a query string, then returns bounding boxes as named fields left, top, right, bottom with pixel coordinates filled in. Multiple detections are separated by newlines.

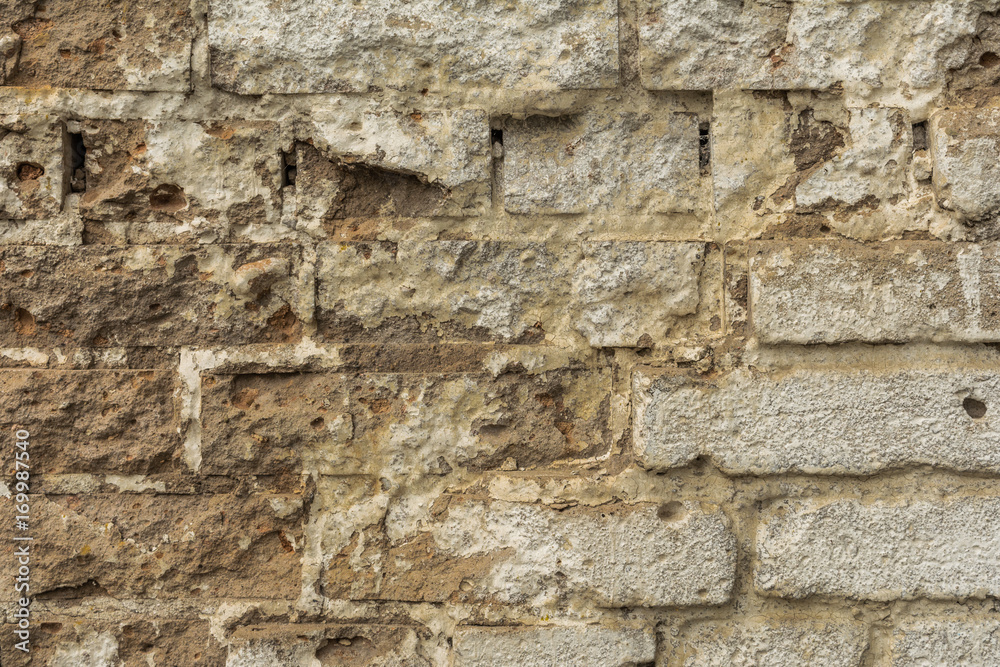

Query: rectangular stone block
left=226, top=624, right=429, bottom=667
left=888, top=621, right=1000, bottom=666
left=931, top=107, right=1000, bottom=227
left=503, top=109, right=701, bottom=214
left=80, top=120, right=283, bottom=226
left=749, top=241, right=1000, bottom=344
left=4, top=0, right=194, bottom=91
left=201, top=368, right=611, bottom=477
left=0, top=492, right=304, bottom=600
left=0, top=115, right=64, bottom=220
left=1, top=370, right=180, bottom=475
left=633, top=366, right=1000, bottom=475
left=317, top=241, right=704, bottom=347
left=324, top=497, right=735, bottom=607
left=0, top=245, right=307, bottom=347
left=0, top=618, right=224, bottom=666
left=454, top=625, right=655, bottom=667
left=639, top=0, right=992, bottom=94
left=665, top=620, right=868, bottom=667
left=297, top=109, right=490, bottom=223
left=208, top=0, right=618, bottom=94
left=756, top=498, right=1000, bottom=601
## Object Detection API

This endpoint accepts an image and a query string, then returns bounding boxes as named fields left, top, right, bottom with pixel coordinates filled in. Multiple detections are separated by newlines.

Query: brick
left=0, top=245, right=306, bottom=347
left=638, top=0, right=994, bottom=93
left=756, top=498, right=1000, bottom=601
left=633, top=367, right=1000, bottom=475
left=0, top=618, right=224, bottom=666
left=5, top=0, right=194, bottom=91
left=1, top=370, right=181, bottom=475
left=201, top=368, right=611, bottom=476
left=324, top=497, right=735, bottom=606
left=297, top=109, right=490, bottom=223
left=930, top=107, right=1000, bottom=227
left=0, top=115, right=64, bottom=220
left=208, top=0, right=618, bottom=94
left=453, top=625, right=655, bottom=667
left=316, top=241, right=704, bottom=347
left=666, top=620, right=868, bottom=667
left=80, top=120, right=283, bottom=226
left=749, top=241, right=1000, bottom=344
left=0, top=492, right=304, bottom=600
left=503, top=109, right=702, bottom=215
left=226, top=624, right=429, bottom=667
left=888, top=621, right=1000, bottom=666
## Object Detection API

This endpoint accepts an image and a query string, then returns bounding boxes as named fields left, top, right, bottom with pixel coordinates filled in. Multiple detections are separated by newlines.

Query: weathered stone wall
left=2, top=0, right=1000, bottom=664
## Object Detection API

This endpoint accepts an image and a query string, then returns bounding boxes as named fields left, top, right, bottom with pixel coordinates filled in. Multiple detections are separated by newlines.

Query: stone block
left=453, top=625, right=655, bottom=667
left=0, top=115, right=64, bottom=220
left=888, top=621, right=1000, bottom=666
left=931, top=107, right=1000, bottom=226
left=226, top=624, right=429, bottom=667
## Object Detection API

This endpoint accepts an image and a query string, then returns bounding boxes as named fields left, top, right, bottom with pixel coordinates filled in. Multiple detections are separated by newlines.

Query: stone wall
left=2, top=0, right=1000, bottom=665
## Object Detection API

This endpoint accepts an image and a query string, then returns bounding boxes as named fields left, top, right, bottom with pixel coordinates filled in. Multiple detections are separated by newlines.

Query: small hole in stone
left=311, top=417, right=325, bottom=430
left=149, top=183, right=187, bottom=212
left=912, top=121, right=928, bottom=152
left=819, top=225, right=831, bottom=233
left=491, top=128, right=503, bottom=147
left=657, top=501, right=685, bottom=522
left=698, top=121, right=711, bottom=171
left=964, top=397, right=987, bottom=419
left=981, top=51, right=1000, bottom=68
left=16, top=162, right=43, bottom=181
left=282, top=150, right=296, bottom=187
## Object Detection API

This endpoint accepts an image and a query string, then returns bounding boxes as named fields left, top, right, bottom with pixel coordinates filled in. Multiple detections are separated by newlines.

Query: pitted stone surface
left=503, top=109, right=702, bottom=214
left=208, top=0, right=619, bottom=94
left=225, top=625, right=430, bottom=667
left=317, top=241, right=704, bottom=347
left=668, top=620, right=868, bottom=667
left=889, top=621, right=1000, bottom=665
left=750, top=241, right=1000, bottom=344
left=453, top=625, right=655, bottom=667
left=0, top=115, right=64, bottom=220
left=634, top=366, right=1000, bottom=474
left=757, top=498, right=1000, bottom=601
left=931, top=107, right=1000, bottom=227
left=325, top=497, right=735, bottom=606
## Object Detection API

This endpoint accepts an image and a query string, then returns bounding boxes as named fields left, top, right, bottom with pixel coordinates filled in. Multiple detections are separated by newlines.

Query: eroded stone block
left=0, top=370, right=180, bottom=474
left=0, top=245, right=307, bottom=347
left=666, top=620, right=868, bottom=667
left=503, top=110, right=701, bottom=214
left=453, top=625, right=655, bottom=667
left=633, top=367, right=1000, bottom=475
left=757, top=498, right=1000, bottom=601
left=0, top=492, right=305, bottom=600
left=324, top=497, right=735, bottom=607
left=5, top=0, right=194, bottom=91
left=931, top=107, right=1000, bottom=227
left=80, top=120, right=284, bottom=226
left=226, top=624, right=430, bottom=667
left=0, top=115, right=64, bottom=220
left=202, top=368, right=611, bottom=477
left=208, top=0, right=618, bottom=94
left=888, top=621, right=1000, bottom=666
left=749, top=241, right=1000, bottom=344
left=316, top=241, right=704, bottom=347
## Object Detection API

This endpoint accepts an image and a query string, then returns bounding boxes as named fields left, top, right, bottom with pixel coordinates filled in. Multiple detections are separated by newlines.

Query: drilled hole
left=964, top=397, right=987, bottom=419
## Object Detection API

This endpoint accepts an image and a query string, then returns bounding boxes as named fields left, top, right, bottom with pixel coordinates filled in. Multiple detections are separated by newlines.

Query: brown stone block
left=227, top=624, right=430, bottom=666
left=0, top=245, right=306, bottom=347
left=0, top=492, right=305, bottom=601
left=0, top=115, right=64, bottom=220
left=0, top=370, right=181, bottom=475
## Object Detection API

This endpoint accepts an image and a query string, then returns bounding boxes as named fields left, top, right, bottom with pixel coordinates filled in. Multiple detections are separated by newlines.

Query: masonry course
left=1, top=0, right=999, bottom=663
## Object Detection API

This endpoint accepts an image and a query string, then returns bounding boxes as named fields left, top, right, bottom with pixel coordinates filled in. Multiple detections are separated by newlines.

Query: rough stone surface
left=0, top=114, right=64, bottom=220
left=80, top=120, right=284, bottom=227
left=634, top=366, right=1000, bottom=475
left=453, top=625, right=655, bottom=667
left=503, top=109, right=702, bottom=214
left=888, top=621, right=1000, bottom=666
left=208, top=0, right=618, bottom=94
left=0, top=492, right=305, bottom=600
left=639, top=0, right=1000, bottom=95
left=3, top=0, right=195, bottom=91
left=757, top=498, right=1000, bottom=601
left=0, top=370, right=180, bottom=474
left=931, top=107, right=1000, bottom=229
left=750, top=241, right=1000, bottom=344
left=202, top=368, right=611, bottom=477
left=317, top=241, right=704, bottom=347
left=324, top=497, right=735, bottom=607
left=666, top=620, right=868, bottom=666
left=0, top=245, right=307, bottom=347
left=225, top=624, right=430, bottom=667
